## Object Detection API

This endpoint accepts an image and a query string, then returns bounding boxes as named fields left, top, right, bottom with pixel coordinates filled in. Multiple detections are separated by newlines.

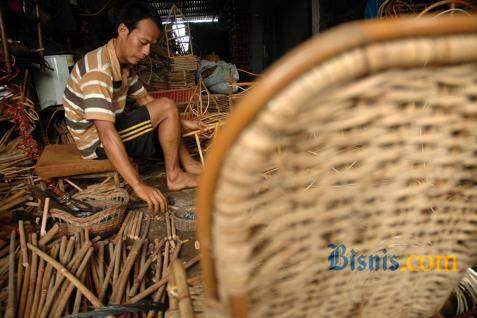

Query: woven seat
left=35, top=144, right=114, bottom=180
left=197, top=16, right=477, bottom=318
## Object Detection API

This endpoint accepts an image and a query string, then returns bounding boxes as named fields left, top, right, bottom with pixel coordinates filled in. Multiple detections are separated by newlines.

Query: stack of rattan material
left=0, top=200, right=200, bottom=317
left=169, top=55, right=199, bottom=89
left=201, top=19, right=477, bottom=318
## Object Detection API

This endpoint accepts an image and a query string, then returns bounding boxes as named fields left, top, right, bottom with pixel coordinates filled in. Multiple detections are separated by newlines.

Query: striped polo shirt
left=63, top=38, right=148, bottom=159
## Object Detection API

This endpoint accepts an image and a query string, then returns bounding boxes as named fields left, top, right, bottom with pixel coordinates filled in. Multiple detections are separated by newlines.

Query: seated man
left=63, top=2, right=202, bottom=213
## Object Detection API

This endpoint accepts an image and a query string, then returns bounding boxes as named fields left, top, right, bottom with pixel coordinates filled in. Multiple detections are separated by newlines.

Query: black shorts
left=95, top=106, right=159, bottom=159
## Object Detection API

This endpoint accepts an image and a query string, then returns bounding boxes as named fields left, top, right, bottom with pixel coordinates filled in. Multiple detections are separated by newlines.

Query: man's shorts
left=95, top=106, right=159, bottom=159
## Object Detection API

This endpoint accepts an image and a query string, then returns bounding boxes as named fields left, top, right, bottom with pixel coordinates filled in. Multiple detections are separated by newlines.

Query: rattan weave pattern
left=211, top=35, right=477, bottom=317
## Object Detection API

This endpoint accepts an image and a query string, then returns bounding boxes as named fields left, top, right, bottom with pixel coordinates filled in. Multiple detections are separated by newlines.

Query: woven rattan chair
left=197, top=16, right=477, bottom=318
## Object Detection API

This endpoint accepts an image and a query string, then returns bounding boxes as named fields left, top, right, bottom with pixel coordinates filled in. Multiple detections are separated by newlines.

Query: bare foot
left=181, top=157, right=202, bottom=174
left=167, top=170, right=198, bottom=191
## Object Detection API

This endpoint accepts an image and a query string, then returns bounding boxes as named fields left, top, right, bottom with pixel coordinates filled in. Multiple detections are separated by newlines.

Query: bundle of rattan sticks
left=0, top=213, right=199, bottom=317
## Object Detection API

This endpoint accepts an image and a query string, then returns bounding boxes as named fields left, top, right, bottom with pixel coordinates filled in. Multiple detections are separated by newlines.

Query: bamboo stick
left=5, top=231, right=15, bottom=318
left=28, top=243, right=103, bottom=310
left=40, top=197, right=50, bottom=237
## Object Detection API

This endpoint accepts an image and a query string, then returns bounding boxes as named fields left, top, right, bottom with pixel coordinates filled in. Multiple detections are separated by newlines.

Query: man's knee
left=160, top=98, right=178, bottom=116
left=147, top=97, right=178, bottom=125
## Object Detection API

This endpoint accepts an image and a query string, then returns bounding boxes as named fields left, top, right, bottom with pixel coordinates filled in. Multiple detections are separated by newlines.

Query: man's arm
left=94, top=119, right=167, bottom=213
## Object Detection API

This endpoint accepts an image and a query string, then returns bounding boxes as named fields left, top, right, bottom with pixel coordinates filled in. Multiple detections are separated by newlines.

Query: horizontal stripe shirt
left=63, top=38, right=148, bottom=159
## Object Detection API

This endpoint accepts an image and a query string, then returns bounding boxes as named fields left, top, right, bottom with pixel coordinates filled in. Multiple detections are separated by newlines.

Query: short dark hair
left=117, top=2, right=162, bottom=33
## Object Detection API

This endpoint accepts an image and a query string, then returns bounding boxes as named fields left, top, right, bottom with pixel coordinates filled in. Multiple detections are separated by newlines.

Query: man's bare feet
left=167, top=170, right=198, bottom=191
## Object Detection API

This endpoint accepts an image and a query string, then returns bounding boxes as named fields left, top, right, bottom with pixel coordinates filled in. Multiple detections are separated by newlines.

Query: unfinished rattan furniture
left=197, top=16, right=477, bottom=318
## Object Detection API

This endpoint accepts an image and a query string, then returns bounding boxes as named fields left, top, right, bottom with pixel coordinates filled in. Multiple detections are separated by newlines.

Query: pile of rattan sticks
left=0, top=211, right=199, bottom=317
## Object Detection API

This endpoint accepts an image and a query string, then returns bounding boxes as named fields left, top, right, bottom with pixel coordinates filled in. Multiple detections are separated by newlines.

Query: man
left=63, top=2, right=202, bottom=213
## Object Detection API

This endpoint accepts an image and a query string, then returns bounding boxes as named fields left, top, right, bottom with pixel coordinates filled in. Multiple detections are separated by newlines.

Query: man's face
left=118, top=18, right=160, bottom=65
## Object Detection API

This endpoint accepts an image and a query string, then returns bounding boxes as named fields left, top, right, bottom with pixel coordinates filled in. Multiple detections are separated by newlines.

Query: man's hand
left=132, top=182, right=168, bottom=214
left=181, top=118, right=206, bottom=133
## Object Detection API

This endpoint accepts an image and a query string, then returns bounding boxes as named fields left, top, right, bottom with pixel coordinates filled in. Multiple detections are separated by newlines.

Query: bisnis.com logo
left=328, top=244, right=457, bottom=272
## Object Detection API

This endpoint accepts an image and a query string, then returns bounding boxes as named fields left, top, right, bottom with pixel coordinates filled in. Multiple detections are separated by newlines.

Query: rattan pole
left=39, top=242, right=92, bottom=318
left=52, top=247, right=94, bottom=318
left=5, top=231, right=15, bottom=318
left=113, top=239, right=122, bottom=287
left=123, top=212, right=134, bottom=239
left=38, top=223, right=59, bottom=248
left=129, top=212, right=139, bottom=239
left=24, top=234, right=38, bottom=318
left=115, top=212, right=132, bottom=242
left=16, top=253, right=23, bottom=301
left=146, top=241, right=170, bottom=318
left=37, top=244, right=60, bottom=317
left=127, top=255, right=200, bottom=304
left=63, top=236, right=76, bottom=265
left=99, top=241, right=120, bottom=301
left=28, top=243, right=103, bottom=308
left=29, top=252, right=46, bottom=318
left=17, top=254, right=30, bottom=317
left=135, top=212, right=143, bottom=239
left=18, top=220, right=28, bottom=267
left=194, top=133, right=205, bottom=166
left=111, top=239, right=144, bottom=304
left=170, top=259, right=194, bottom=318
left=0, top=5, right=11, bottom=73
left=98, top=242, right=104, bottom=286
left=72, top=271, right=86, bottom=314
left=165, top=212, right=172, bottom=240
left=40, top=197, right=50, bottom=237
left=141, top=218, right=151, bottom=240
left=59, top=236, right=67, bottom=265
left=128, top=254, right=154, bottom=297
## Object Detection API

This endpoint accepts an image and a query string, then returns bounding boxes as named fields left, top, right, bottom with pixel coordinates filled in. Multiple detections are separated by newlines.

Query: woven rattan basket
left=50, top=187, right=129, bottom=237
left=172, top=207, right=197, bottom=232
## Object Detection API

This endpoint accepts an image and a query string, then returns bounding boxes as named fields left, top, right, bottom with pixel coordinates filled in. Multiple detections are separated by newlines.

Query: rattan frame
left=197, top=16, right=477, bottom=318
